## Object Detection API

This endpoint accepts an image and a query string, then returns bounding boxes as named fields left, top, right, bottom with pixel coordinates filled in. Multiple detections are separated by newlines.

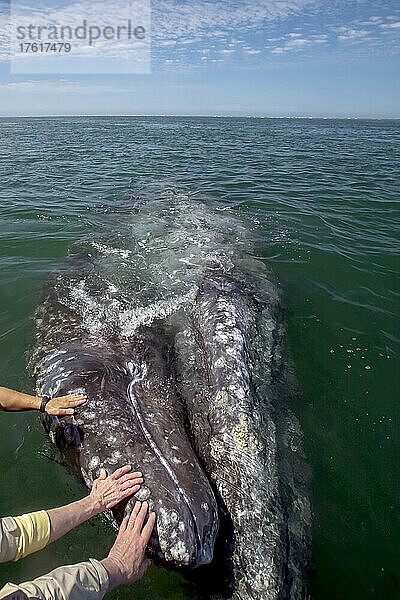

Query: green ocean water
left=0, top=116, right=398, bottom=599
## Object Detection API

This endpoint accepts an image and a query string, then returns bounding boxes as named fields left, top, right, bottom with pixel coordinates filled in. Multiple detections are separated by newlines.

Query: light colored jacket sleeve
left=0, top=558, right=109, bottom=600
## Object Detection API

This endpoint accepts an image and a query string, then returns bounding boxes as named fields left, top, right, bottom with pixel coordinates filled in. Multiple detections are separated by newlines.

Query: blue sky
left=0, top=0, right=399, bottom=117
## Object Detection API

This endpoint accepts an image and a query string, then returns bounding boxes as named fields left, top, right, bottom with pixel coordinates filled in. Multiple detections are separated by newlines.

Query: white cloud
left=0, top=79, right=128, bottom=94
left=153, top=0, right=319, bottom=43
left=334, top=26, right=369, bottom=41
left=380, top=21, right=400, bottom=29
left=269, top=31, right=327, bottom=54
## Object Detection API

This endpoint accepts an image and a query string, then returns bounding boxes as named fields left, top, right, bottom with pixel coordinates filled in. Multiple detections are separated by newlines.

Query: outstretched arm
left=47, top=466, right=143, bottom=543
left=0, top=502, right=156, bottom=600
left=0, top=466, right=143, bottom=564
left=0, top=386, right=86, bottom=415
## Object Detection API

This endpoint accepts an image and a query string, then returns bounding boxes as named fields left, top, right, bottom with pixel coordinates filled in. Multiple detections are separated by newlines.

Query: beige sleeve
left=0, top=558, right=109, bottom=600
left=0, top=517, right=22, bottom=563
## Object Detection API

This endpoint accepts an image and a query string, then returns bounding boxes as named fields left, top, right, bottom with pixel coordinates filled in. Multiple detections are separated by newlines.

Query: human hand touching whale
left=101, top=501, right=156, bottom=589
left=90, top=465, right=144, bottom=513
left=47, top=465, right=143, bottom=544
left=0, top=386, right=86, bottom=415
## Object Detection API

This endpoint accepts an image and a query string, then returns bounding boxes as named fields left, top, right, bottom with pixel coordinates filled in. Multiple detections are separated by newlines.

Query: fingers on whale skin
left=120, top=514, right=130, bottom=532
left=111, top=465, right=143, bottom=480
left=122, top=502, right=156, bottom=542
left=141, top=511, right=156, bottom=543
left=106, top=487, right=140, bottom=508
left=131, top=501, right=142, bottom=521
left=120, top=479, right=143, bottom=492
left=67, top=394, right=87, bottom=405
left=133, top=502, right=149, bottom=534
left=118, top=472, right=143, bottom=485
left=47, top=408, right=74, bottom=416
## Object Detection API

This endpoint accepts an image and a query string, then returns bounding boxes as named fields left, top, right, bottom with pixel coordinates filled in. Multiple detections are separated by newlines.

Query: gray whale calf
left=30, top=194, right=310, bottom=598
left=31, top=303, right=219, bottom=566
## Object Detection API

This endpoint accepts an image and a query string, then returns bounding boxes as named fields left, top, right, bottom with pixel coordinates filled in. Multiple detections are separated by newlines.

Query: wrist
left=101, top=557, right=125, bottom=590
left=33, top=396, right=42, bottom=409
left=24, top=395, right=41, bottom=410
left=80, top=493, right=101, bottom=519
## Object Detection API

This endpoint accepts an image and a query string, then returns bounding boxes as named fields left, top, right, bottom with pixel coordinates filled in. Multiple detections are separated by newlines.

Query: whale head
left=37, top=334, right=219, bottom=568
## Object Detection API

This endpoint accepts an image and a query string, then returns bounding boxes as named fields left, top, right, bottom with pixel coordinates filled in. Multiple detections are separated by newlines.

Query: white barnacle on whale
left=135, top=485, right=151, bottom=501
left=249, top=435, right=264, bottom=456
left=232, top=414, right=249, bottom=451
left=210, top=438, right=225, bottom=460
left=215, top=389, right=228, bottom=406
left=83, top=411, right=96, bottom=421
left=107, top=450, right=123, bottom=465
left=88, top=455, right=100, bottom=471
left=167, top=540, right=190, bottom=565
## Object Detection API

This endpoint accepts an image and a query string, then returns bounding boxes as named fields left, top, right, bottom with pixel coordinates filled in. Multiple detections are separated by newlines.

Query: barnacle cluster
left=215, top=389, right=228, bottom=407
left=232, top=414, right=264, bottom=455
left=232, top=414, right=249, bottom=450
left=249, top=435, right=264, bottom=456
left=210, top=438, right=225, bottom=460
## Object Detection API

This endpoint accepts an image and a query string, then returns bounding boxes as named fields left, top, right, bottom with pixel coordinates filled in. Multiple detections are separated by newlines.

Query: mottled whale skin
left=33, top=322, right=219, bottom=567
left=172, top=272, right=311, bottom=599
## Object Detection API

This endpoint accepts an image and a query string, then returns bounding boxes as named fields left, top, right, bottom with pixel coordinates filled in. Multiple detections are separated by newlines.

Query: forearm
left=47, top=495, right=100, bottom=544
left=0, top=386, right=41, bottom=411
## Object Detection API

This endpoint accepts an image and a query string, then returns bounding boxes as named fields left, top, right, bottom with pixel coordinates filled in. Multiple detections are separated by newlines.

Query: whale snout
left=124, top=491, right=218, bottom=567
left=156, top=505, right=217, bottom=567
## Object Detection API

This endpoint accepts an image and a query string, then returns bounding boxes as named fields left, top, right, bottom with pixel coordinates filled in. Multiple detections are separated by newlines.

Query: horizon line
left=0, top=114, right=399, bottom=120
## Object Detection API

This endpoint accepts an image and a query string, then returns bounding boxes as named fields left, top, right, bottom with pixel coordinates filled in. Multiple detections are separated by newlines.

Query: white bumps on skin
left=135, top=485, right=151, bottom=501
left=88, top=455, right=100, bottom=470
left=215, top=389, right=228, bottom=407
left=210, top=438, right=225, bottom=460
left=157, top=507, right=190, bottom=565
left=249, top=435, right=265, bottom=456
left=83, top=411, right=96, bottom=421
left=167, top=540, right=190, bottom=564
left=106, top=450, right=122, bottom=465
left=232, top=414, right=249, bottom=451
